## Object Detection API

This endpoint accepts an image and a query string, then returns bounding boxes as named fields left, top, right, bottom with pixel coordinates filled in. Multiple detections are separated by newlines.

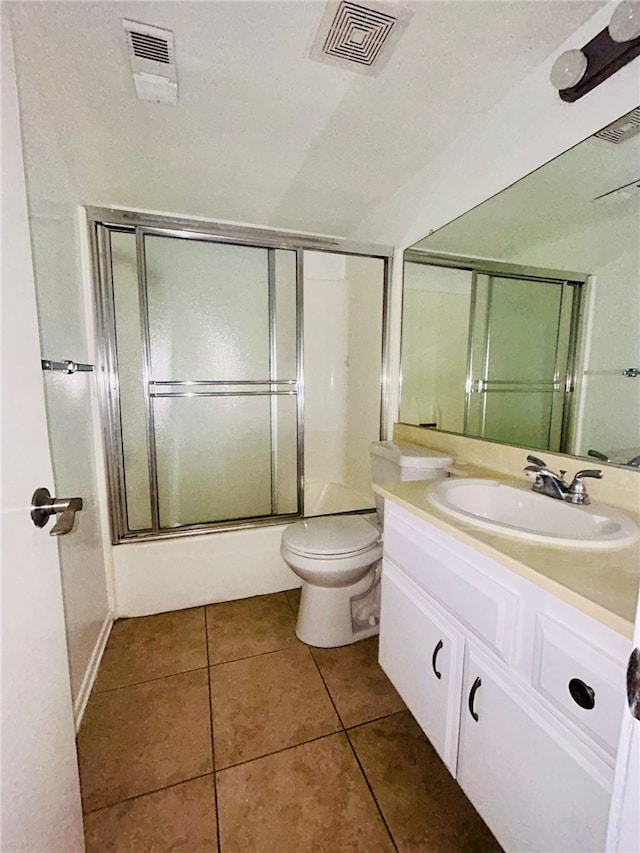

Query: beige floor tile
left=206, top=592, right=299, bottom=664
left=210, top=646, right=340, bottom=768
left=94, top=608, right=207, bottom=692
left=78, top=669, right=213, bottom=812
left=216, top=733, right=394, bottom=853
left=284, top=587, right=301, bottom=614
left=83, top=775, right=218, bottom=853
left=311, top=637, right=405, bottom=727
left=349, top=711, right=501, bottom=853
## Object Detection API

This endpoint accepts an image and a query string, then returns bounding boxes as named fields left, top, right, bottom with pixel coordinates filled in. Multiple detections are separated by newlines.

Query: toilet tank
left=370, top=440, right=453, bottom=520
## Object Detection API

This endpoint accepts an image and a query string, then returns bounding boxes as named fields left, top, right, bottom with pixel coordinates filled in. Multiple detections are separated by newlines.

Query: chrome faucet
left=523, top=455, right=602, bottom=505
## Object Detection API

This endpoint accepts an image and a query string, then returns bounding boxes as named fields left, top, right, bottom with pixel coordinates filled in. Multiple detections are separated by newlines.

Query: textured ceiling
left=9, top=0, right=606, bottom=239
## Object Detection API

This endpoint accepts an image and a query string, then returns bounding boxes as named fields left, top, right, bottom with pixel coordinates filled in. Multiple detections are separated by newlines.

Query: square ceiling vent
left=310, top=1, right=413, bottom=76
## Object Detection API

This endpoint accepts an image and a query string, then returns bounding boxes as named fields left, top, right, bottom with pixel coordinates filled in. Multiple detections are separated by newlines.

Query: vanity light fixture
left=551, top=1, right=640, bottom=102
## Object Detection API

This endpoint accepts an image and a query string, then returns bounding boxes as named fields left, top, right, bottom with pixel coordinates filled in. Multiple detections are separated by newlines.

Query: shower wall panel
left=303, top=251, right=383, bottom=516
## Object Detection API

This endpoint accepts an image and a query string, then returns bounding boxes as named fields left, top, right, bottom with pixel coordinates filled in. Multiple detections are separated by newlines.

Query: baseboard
left=73, top=611, right=114, bottom=731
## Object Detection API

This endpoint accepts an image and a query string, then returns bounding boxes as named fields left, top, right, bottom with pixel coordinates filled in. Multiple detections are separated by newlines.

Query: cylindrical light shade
left=549, top=49, right=588, bottom=90
left=608, top=1, right=640, bottom=43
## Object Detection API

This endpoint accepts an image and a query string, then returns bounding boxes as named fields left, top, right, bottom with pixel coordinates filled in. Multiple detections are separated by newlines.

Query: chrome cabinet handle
left=31, top=487, right=83, bottom=536
left=431, top=640, right=443, bottom=680
left=468, top=676, right=482, bottom=722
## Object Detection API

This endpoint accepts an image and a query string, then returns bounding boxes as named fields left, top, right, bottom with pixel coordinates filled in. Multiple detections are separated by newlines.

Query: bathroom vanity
left=375, top=476, right=638, bottom=853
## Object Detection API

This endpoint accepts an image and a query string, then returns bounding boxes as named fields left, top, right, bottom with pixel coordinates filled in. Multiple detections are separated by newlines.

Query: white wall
left=509, top=206, right=640, bottom=458
left=26, top=205, right=113, bottom=718
left=344, top=255, right=385, bottom=498
left=355, top=2, right=640, bottom=250
left=13, top=39, right=113, bottom=716
left=303, top=251, right=384, bottom=507
left=303, top=252, right=349, bottom=490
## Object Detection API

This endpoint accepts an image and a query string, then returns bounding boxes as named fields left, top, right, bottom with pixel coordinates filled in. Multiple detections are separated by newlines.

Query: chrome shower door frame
left=88, top=208, right=394, bottom=544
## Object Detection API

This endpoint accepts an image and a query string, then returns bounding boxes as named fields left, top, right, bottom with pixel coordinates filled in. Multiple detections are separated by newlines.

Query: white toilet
left=280, top=441, right=453, bottom=647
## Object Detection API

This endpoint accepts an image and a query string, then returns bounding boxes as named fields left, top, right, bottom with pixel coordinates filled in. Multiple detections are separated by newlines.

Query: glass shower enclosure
left=89, top=210, right=390, bottom=542
left=400, top=256, right=584, bottom=453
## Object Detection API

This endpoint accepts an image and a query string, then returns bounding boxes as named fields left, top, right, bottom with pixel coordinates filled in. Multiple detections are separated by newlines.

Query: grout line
left=205, top=606, right=223, bottom=853
left=307, top=644, right=399, bottom=852
left=82, top=772, right=214, bottom=817
left=344, top=729, right=399, bottom=853
left=208, top=641, right=303, bottom=670
left=284, top=589, right=300, bottom=617
left=214, top=730, right=344, bottom=774
left=91, top=665, right=210, bottom=695
left=345, top=708, right=408, bottom=731
left=307, top=646, right=347, bottom=730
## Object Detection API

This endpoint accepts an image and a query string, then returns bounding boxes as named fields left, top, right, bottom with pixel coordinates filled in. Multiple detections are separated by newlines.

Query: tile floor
left=78, top=590, right=500, bottom=852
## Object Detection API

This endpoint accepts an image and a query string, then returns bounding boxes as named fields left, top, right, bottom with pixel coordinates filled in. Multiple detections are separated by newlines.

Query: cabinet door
left=379, top=559, right=464, bottom=773
left=458, top=645, right=612, bottom=853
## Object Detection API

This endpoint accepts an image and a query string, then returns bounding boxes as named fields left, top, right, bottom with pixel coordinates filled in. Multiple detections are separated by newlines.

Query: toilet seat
left=282, top=516, right=379, bottom=558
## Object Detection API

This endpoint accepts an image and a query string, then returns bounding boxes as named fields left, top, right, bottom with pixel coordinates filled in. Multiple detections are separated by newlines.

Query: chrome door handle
left=31, top=487, right=83, bottom=536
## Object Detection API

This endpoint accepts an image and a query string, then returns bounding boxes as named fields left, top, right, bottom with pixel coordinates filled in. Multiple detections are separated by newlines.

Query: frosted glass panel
left=111, top=232, right=152, bottom=531
left=486, top=277, right=562, bottom=383
left=274, top=250, right=297, bottom=380
left=274, top=394, right=299, bottom=515
left=154, top=396, right=272, bottom=527
left=145, top=236, right=270, bottom=381
left=400, top=264, right=472, bottom=431
left=483, top=392, right=555, bottom=450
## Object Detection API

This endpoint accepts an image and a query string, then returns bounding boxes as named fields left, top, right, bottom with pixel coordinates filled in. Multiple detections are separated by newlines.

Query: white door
left=606, top=595, right=640, bottom=852
left=0, top=13, right=85, bottom=852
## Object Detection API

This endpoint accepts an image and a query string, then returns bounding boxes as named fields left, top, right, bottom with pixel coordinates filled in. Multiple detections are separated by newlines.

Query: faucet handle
left=573, top=469, right=603, bottom=480
left=567, top=469, right=602, bottom=505
left=527, top=454, right=548, bottom=468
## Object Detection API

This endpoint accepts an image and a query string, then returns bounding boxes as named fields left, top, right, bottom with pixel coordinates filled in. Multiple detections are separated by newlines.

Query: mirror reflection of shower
left=400, top=259, right=582, bottom=454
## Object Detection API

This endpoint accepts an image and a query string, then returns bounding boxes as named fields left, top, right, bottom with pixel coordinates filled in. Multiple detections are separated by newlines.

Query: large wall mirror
left=400, top=109, right=640, bottom=470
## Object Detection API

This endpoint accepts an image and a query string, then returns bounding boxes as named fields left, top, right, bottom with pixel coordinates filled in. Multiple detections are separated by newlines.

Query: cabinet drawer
left=383, top=504, right=518, bottom=662
left=532, top=614, right=626, bottom=757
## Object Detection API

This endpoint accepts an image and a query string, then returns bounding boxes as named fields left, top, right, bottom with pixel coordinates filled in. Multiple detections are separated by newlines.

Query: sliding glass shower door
left=104, top=226, right=300, bottom=537
left=465, top=274, right=579, bottom=451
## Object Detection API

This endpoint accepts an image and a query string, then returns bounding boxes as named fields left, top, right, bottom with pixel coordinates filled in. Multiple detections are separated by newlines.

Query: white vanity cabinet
left=379, top=501, right=629, bottom=853
left=458, top=644, right=611, bottom=852
left=379, top=562, right=464, bottom=772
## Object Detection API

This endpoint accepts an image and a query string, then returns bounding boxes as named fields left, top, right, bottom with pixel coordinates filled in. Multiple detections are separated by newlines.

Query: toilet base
left=295, top=563, right=381, bottom=648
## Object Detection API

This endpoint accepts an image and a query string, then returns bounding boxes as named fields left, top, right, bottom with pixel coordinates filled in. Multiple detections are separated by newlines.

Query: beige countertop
left=375, top=460, right=640, bottom=640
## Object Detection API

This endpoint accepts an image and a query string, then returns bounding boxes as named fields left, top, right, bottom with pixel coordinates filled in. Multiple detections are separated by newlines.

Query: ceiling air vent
left=594, top=107, right=640, bottom=144
left=122, top=19, right=177, bottom=105
left=310, top=1, right=413, bottom=76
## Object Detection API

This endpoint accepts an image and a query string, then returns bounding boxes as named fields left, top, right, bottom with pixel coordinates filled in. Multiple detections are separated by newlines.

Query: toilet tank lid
left=370, top=440, right=453, bottom=469
left=282, top=516, right=379, bottom=556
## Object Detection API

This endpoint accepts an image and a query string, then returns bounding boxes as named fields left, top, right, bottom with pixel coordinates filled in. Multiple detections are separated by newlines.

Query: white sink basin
left=426, top=478, right=638, bottom=549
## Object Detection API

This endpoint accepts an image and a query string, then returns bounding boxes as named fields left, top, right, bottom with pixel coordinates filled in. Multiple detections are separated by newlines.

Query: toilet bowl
left=281, top=441, right=453, bottom=648
left=281, top=516, right=382, bottom=647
